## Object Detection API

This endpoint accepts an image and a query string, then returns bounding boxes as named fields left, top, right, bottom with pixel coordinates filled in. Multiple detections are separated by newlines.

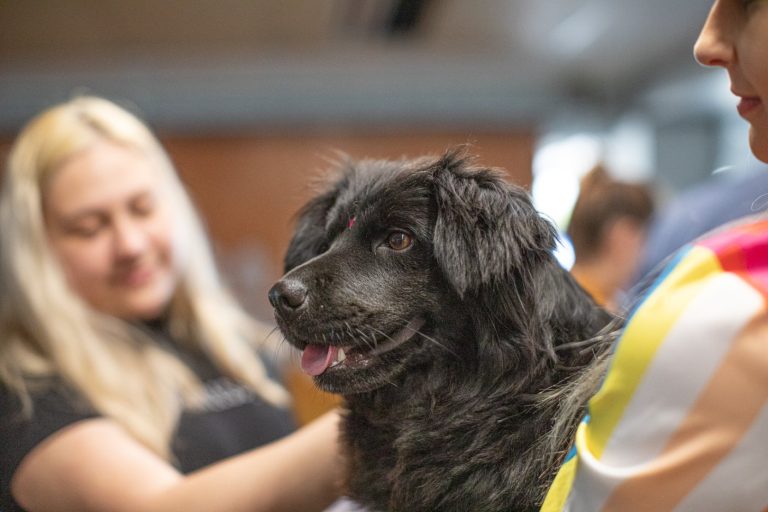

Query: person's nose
left=693, top=1, right=734, bottom=68
left=112, top=217, right=148, bottom=259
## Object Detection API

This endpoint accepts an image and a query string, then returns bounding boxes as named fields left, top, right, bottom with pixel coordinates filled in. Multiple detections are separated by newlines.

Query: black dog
left=269, top=150, right=612, bottom=511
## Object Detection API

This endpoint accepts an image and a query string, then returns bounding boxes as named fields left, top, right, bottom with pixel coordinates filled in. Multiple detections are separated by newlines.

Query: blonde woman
left=0, top=96, right=341, bottom=512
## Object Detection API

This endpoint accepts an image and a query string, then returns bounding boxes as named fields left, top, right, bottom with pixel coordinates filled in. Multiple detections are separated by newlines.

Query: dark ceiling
left=0, top=0, right=717, bottom=134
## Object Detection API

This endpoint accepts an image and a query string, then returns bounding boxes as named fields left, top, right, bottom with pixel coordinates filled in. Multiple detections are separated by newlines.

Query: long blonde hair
left=0, top=96, right=288, bottom=459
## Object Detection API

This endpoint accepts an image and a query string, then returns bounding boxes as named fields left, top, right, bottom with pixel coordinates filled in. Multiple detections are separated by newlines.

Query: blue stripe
left=603, top=244, right=694, bottom=367
left=563, top=414, right=591, bottom=463
left=626, top=244, right=693, bottom=322
left=564, top=443, right=578, bottom=463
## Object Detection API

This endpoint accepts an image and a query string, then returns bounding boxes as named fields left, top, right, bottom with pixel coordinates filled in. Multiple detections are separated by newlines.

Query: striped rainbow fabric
left=541, top=218, right=768, bottom=512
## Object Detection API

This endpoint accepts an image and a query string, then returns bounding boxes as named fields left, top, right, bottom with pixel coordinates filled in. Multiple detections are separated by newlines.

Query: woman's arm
left=11, top=410, right=342, bottom=512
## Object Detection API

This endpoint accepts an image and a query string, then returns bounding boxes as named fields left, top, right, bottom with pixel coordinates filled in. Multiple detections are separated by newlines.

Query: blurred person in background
left=567, top=164, right=655, bottom=312
left=635, top=162, right=768, bottom=282
left=542, top=0, right=768, bottom=510
left=0, top=96, right=341, bottom=512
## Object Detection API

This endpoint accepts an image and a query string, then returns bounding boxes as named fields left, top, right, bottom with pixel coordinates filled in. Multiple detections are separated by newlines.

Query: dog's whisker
left=344, top=321, right=354, bottom=341
left=413, top=329, right=460, bottom=358
left=353, top=327, right=377, bottom=351
left=367, top=325, right=393, bottom=336
left=367, top=325, right=395, bottom=345
left=264, top=329, right=293, bottom=359
left=365, top=327, right=379, bottom=350
left=265, top=332, right=292, bottom=362
left=365, top=324, right=457, bottom=358
left=360, top=328, right=377, bottom=351
left=265, top=325, right=282, bottom=341
left=383, top=375, right=399, bottom=389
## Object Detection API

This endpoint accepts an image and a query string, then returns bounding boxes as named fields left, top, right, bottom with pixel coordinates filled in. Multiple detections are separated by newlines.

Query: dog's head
left=269, top=149, right=561, bottom=394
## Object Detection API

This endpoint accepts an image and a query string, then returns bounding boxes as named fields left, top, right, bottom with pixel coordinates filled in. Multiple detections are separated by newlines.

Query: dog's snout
left=268, top=279, right=308, bottom=315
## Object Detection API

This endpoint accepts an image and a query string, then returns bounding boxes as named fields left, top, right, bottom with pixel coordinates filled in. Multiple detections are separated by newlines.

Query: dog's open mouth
left=300, top=317, right=425, bottom=376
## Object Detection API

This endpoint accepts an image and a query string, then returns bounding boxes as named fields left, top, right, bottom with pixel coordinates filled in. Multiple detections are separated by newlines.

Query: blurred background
left=1, top=0, right=764, bottom=323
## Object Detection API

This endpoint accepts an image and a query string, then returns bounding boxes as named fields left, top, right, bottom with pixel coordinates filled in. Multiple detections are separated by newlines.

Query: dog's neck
left=341, top=352, right=564, bottom=512
left=339, top=261, right=612, bottom=512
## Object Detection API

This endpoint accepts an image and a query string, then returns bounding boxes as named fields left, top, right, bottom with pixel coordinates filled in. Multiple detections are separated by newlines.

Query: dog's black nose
left=268, top=279, right=308, bottom=315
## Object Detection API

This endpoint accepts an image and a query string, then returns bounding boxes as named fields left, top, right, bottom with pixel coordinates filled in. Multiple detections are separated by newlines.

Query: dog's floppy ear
left=431, top=151, right=557, bottom=297
left=284, top=179, right=344, bottom=273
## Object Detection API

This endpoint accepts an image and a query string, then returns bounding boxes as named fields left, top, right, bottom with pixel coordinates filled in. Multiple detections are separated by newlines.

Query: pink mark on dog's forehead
left=348, top=216, right=357, bottom=229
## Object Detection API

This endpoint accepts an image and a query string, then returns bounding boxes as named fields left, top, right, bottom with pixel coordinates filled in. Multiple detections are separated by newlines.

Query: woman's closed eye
left=66, top=217, right=106, bottom=238
left=130, top=192, right=157, bottom=218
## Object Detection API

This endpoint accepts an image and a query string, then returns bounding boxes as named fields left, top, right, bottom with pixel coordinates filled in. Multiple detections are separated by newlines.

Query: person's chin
left=748, top=125, right=768, bottom=163
left=117, top=284, right=175, bottom=321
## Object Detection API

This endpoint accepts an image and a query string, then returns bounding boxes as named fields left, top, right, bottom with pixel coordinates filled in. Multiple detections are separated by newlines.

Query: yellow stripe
left=603, top=312, right=768, bottom=509
left=584, top=246, right=722, bottom=458
left=540, top=452, right=579, bottom=511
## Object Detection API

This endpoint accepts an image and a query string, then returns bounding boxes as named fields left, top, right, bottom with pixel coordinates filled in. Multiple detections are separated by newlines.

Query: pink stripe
left=699, top=220, right=768, bottom=296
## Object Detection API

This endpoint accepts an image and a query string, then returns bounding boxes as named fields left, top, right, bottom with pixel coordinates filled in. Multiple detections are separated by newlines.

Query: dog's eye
left=386, top=231, right=413, bottom=251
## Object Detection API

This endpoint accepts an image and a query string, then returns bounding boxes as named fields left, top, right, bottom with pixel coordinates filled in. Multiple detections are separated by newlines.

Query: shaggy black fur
left=269, top=150, right=612, bottom=511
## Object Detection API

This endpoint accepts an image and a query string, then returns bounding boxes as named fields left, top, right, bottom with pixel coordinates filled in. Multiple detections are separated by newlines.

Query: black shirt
left=0, top=335, right=295, bottom=512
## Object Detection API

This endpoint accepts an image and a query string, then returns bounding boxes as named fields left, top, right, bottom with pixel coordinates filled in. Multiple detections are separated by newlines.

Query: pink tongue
left=301, top=344, right=339, bottom=376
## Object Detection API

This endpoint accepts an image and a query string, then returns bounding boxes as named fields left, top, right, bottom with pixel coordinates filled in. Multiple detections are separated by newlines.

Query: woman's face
left=44, top=141, right=180, bottom=320
left=695, top=0, right=768, bottom=162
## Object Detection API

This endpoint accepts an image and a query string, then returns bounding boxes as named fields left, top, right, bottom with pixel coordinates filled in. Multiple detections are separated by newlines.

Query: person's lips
left=736, top=96, right=762, bottom=118
left=115, top=266, right=156, bottom=287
